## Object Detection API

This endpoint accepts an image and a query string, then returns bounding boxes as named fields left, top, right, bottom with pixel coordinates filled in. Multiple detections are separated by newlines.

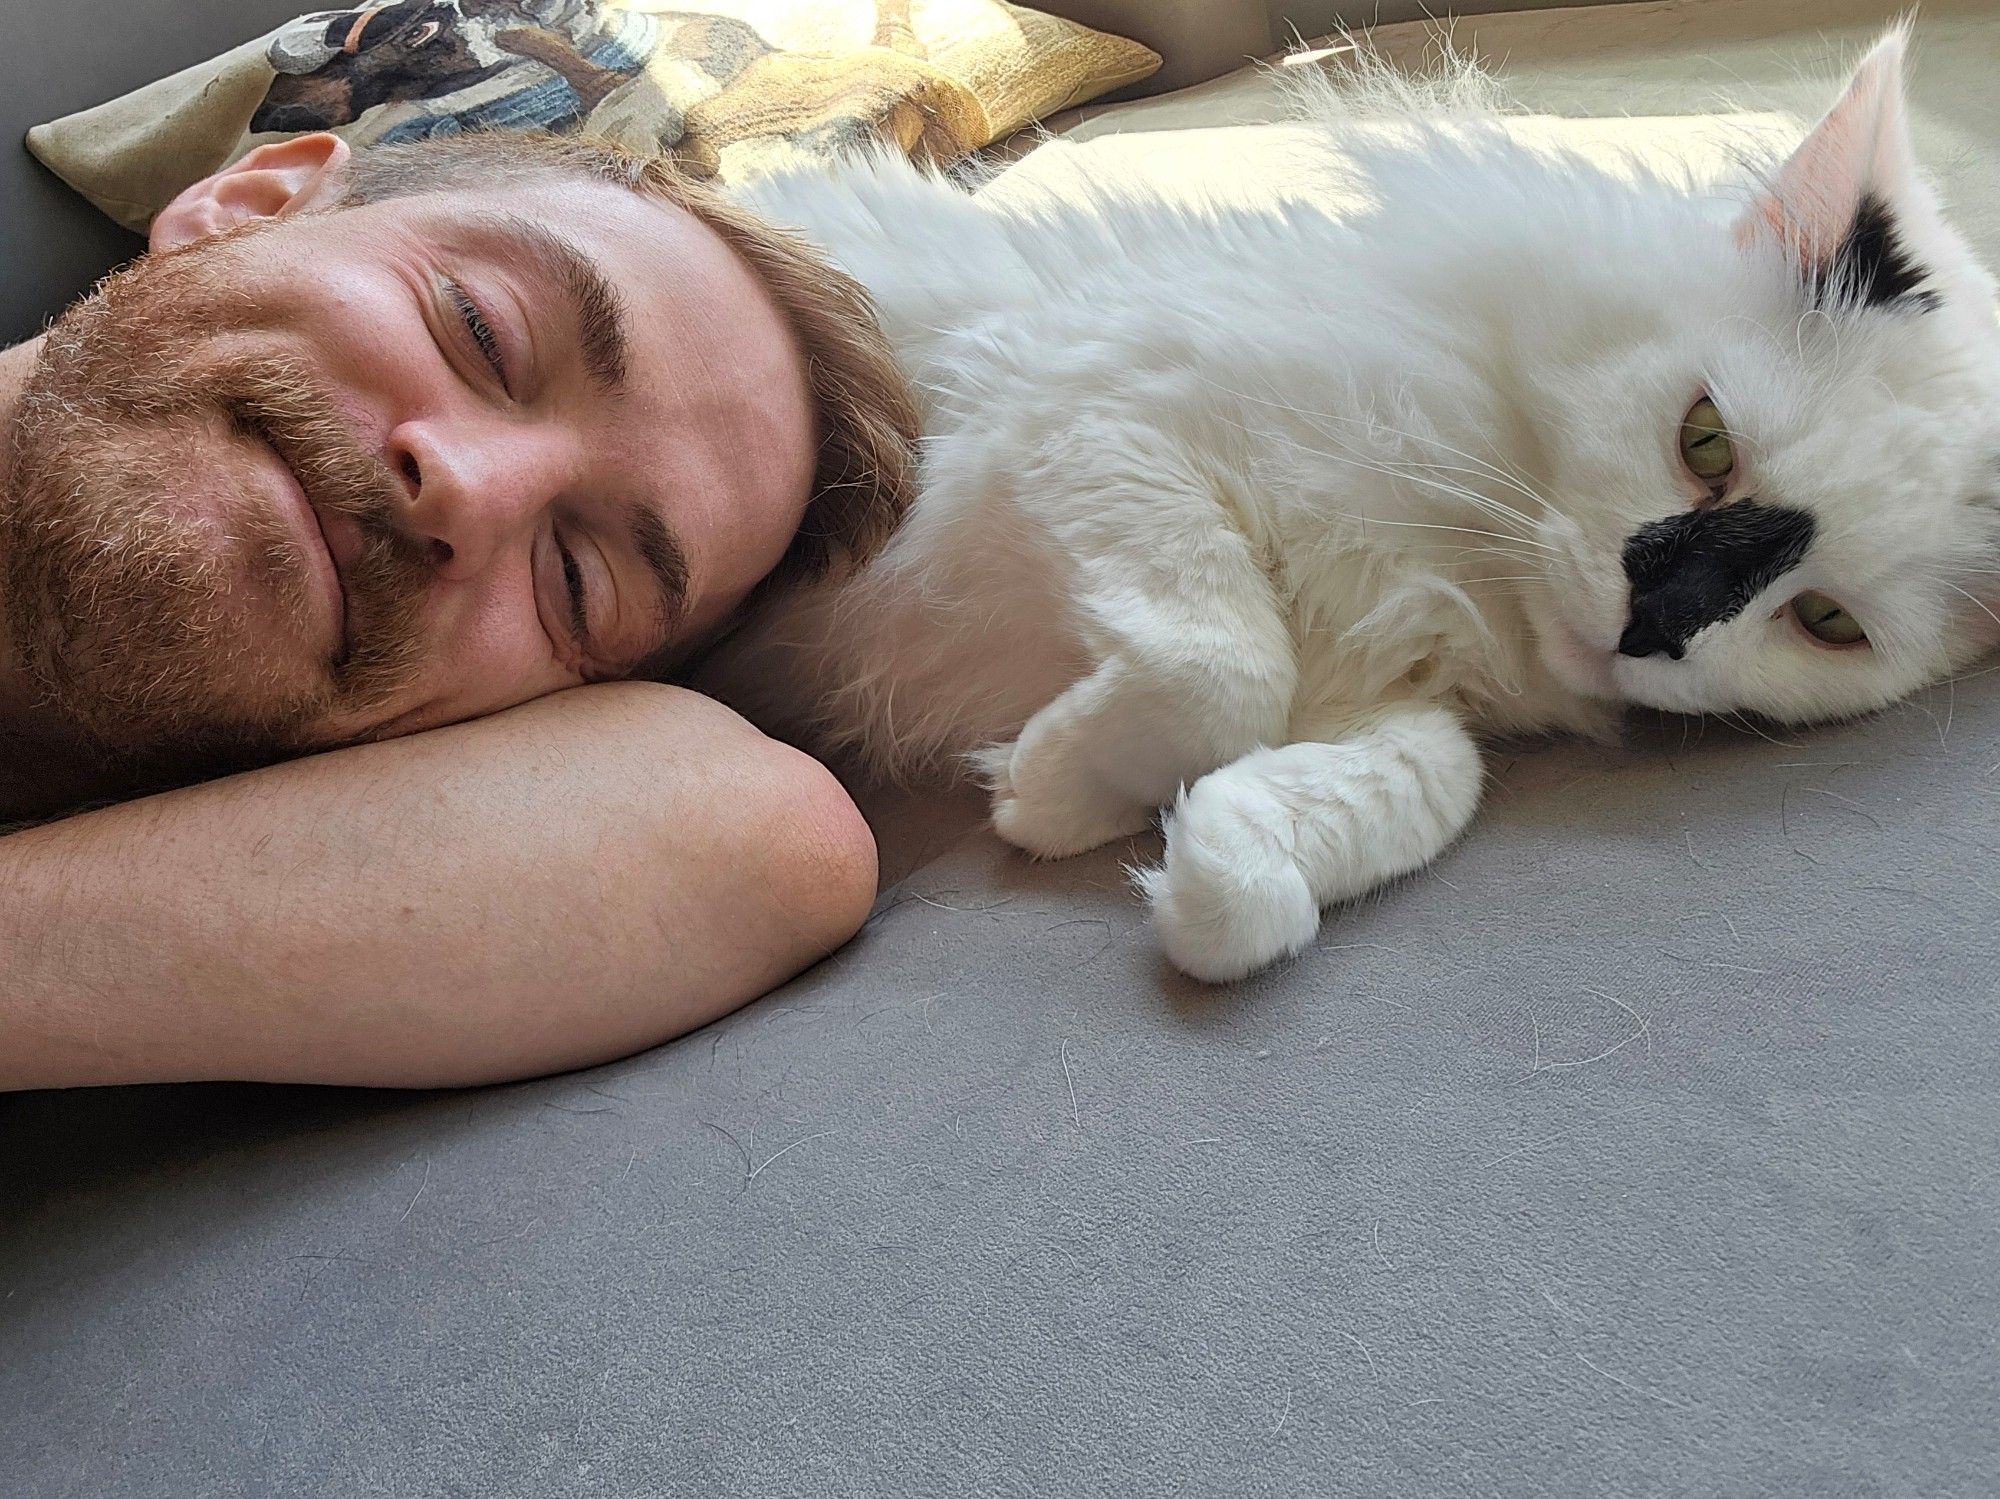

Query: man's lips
left=317, top=507, right=368, bottom=662
left=252, top=432, right=349, bottom=662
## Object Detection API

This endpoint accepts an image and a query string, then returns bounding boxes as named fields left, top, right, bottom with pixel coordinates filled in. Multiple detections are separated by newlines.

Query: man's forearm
left=0, top=684, right=876, bottom=1090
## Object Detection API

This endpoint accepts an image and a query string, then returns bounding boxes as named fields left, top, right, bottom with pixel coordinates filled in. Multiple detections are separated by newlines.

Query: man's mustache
left=3, top=244, right=434, bottom=776
left=213, top=358, right=432, bottom=701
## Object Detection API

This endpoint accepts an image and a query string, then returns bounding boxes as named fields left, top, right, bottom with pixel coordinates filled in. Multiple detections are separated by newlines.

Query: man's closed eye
left=439, top=276, right=510, bottom=395
left=555, top=529, right=591, bottom=650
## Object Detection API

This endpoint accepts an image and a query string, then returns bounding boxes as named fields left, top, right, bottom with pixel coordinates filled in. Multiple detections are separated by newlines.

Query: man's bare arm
left=0, top=683, right=876, bottom=1091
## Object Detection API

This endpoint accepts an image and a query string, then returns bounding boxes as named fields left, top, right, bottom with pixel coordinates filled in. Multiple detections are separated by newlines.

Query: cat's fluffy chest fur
left=703, top=33, right=2000, bottom=980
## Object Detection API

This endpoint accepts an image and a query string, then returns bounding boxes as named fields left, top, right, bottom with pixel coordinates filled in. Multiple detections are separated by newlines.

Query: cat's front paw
left=1136, top=776, right=1321, bottom=982
left=977, top=736, right=1153, bottom=860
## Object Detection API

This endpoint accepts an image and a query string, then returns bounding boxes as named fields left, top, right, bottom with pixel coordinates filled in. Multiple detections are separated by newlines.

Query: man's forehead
left=429, top=185, right=810, bottom=446
left=376, top=180, right=795, bottom=369
left=390, top=174, right=720, bottom=278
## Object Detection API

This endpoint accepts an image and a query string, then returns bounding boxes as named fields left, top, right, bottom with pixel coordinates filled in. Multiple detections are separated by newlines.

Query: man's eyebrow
left=481, top=214, right=629, bottom=394
left=628, top=499, right=691, bottom=652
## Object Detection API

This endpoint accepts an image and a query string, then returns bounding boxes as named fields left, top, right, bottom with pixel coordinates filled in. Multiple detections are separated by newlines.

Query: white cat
left=701, top=27, right=2000, bottom=981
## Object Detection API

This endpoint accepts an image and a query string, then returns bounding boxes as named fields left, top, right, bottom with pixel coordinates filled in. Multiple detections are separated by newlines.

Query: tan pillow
left=27, top=0, right=1160, bottom=232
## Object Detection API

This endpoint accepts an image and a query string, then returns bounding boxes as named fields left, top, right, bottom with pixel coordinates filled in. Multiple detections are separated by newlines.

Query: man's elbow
left=755, top=743, right=879, bottom=966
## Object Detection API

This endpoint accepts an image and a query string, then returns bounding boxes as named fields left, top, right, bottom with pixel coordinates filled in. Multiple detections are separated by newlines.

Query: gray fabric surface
left=6, top=1, right=1999, bottom=1493
left=6, top=688, right=1997, bottom=1496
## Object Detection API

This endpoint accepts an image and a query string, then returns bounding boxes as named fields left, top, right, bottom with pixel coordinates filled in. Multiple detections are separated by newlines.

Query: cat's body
left=703, top=30, right=2000, bottom=980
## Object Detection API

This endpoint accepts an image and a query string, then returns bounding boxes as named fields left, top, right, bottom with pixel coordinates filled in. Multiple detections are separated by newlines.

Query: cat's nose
left=1617, top=608, right=1686, bottom=660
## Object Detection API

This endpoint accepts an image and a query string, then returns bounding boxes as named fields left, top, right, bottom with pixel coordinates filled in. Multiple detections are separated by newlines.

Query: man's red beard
left=1, top=224, right=432, bottom=779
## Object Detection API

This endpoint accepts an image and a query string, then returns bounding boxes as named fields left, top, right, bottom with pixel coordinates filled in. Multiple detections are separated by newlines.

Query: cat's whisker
left=1226, top=413, right=1566, bottom=555
left=1300, top=405, right=1555, bottom=518
left=1196, top=370, right=1556, bottom=526
left=1212, top=369, right=1549, bottom=494
left=1435, top=544, right=1556, bottom=566
left=1301, top=414, right=1553, bottom=530
left=1336, top=512, right=1557, bottom=553
left=1943, top=581, right=2000, bottom=633
left=1717, top=710, right=1806, bottom=751
left=1936, top=655, right=2000, bottom=686
left=1320, top=414, right=1552, bottom=516
left=1198, top=402, right=1564, bottom=554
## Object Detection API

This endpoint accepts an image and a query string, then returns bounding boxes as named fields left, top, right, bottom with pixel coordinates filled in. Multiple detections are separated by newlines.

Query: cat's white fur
left=702, top=28, right=2000, bottom=980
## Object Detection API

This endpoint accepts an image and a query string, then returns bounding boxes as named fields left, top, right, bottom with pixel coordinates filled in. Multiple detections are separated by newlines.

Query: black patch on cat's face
left=1826, top=194, right=1940, bottom=312
left=1618, top=501, right=1816, bottom=659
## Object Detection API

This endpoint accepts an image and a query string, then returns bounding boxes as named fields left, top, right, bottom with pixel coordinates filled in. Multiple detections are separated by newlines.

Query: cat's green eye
left=1790, top=590, right=1868, bottom=647
left=1678, top=396, right=1735, bottom=487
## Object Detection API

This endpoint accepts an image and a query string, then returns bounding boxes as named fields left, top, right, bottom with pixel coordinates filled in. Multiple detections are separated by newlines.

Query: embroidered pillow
left=28, top=0, right=1160, bottom=231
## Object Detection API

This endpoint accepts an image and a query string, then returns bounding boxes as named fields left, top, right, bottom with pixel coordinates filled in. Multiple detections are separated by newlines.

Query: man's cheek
left=347, top=589, right=574, bottom=742
left=279, top=262, right=437, bottom=424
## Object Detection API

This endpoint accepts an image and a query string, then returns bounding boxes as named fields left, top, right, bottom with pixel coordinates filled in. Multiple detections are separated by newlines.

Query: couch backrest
left=1032, top=2, right=1649, bottom=98
left=1272, top=0, right=1646, bottom=42
left=1032, top=1, right=1275, bottom=93
left=4, top=2, right=1644, bottom=342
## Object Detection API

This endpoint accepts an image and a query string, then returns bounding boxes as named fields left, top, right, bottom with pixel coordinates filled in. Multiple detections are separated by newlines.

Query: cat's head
left=1525, top=26, right=2000, bottom=726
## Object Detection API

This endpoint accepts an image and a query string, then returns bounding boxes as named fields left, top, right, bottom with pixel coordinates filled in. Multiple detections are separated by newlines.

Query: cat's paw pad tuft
left=981, top=735, right=1153, bottom=860
left=990, top=781, right=1153, bottom=860
left=1139, top=777, right=1321, bottom=981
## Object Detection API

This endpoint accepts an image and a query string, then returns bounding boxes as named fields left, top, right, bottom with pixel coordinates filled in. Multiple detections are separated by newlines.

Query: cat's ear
left=1735, top=24, right=1947, bottom=308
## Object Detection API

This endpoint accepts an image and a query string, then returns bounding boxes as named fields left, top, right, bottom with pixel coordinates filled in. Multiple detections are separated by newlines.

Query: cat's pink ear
left=1735, top=25, right=1938, bottom=304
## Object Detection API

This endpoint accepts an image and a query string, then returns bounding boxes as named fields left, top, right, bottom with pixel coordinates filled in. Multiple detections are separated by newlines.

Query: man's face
left=1, top=166, right=815, bottom=771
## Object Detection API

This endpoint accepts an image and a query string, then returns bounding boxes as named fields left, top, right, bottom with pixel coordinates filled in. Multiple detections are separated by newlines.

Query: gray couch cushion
left=6, top=691, right=1997, bottom=1497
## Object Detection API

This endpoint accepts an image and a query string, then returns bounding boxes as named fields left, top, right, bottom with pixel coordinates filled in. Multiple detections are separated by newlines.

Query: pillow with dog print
left=27, top=0, right=1160, bottom=232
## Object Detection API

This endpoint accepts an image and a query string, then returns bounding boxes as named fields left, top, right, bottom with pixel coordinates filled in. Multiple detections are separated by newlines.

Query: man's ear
left=149, top=133, right=352, bottom=251
left=1733, top=24, right=1949, bottom=307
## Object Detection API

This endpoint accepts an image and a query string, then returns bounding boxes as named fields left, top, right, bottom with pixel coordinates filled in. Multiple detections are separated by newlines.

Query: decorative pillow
left=27, top=1, right=1160, bottom=232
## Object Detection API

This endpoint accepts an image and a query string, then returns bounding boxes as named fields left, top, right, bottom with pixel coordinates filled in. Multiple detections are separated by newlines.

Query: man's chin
left=4, top=579, right=327, bottom=775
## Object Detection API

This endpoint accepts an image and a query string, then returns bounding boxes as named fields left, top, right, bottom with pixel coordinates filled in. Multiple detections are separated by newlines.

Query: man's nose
left=385, top=418, right=573, bottom=581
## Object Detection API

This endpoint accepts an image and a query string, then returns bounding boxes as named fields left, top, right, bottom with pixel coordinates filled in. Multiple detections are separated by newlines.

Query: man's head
left=1, top=130, right=916, bottom=775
